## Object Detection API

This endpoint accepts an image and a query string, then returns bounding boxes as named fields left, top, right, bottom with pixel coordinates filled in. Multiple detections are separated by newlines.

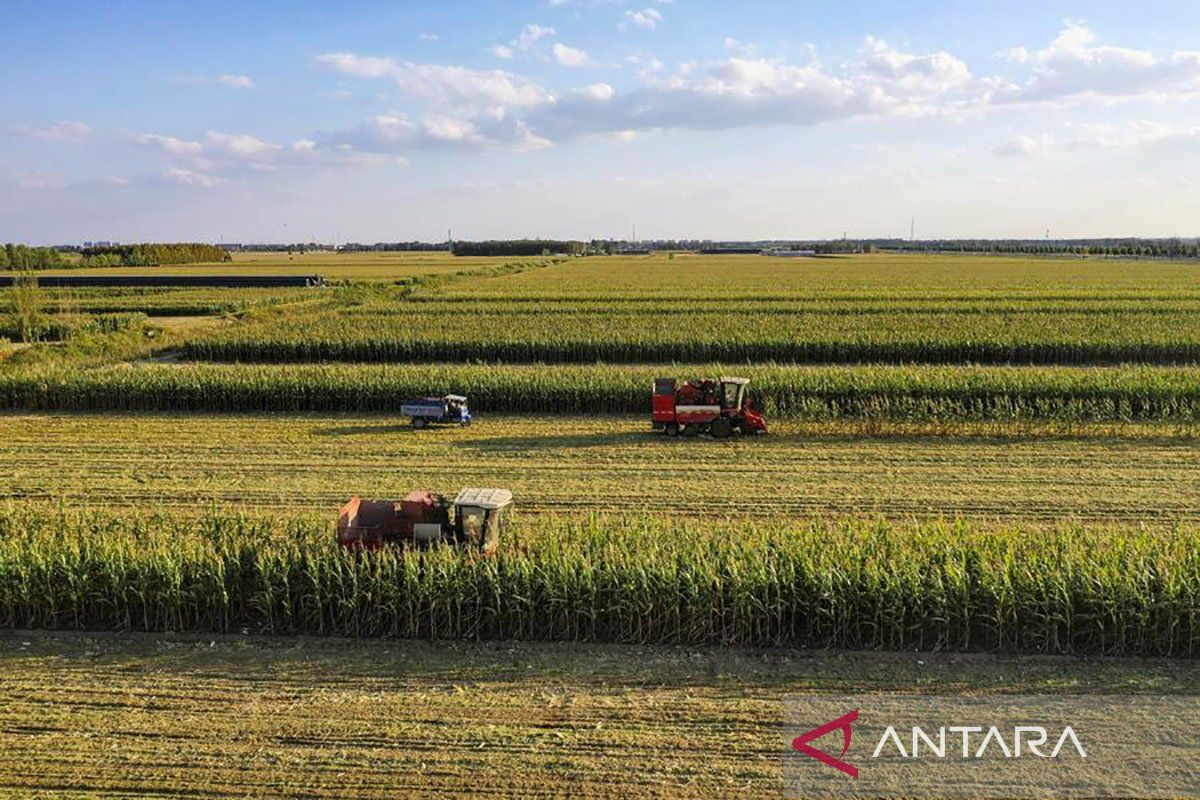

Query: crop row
left=180, top=309, right=1200, bottom=365
left=0, top=507, right=1195, bottom=655
left=2, top=362, right=1199, bottom=420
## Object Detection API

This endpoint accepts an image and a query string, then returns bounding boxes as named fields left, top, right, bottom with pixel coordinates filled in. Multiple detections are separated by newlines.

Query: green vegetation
left=78, top=242, right=230, bottom=266
left=4, top=274, right=43, bottom=343
left=3, top=362, right=1198, bottom=420
left=452, top=239, right=586, bottom=256
left=0, top=506, right=1195, bottom=654
left=0, top=244, right=68, bottom=271
left=182, top=302, right=1200, bottom=364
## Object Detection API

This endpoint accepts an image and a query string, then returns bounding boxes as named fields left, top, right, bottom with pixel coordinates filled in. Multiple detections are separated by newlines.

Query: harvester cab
left=652, top=376, right=767, bottom=437
left=337, top=488, right=513, bottom=556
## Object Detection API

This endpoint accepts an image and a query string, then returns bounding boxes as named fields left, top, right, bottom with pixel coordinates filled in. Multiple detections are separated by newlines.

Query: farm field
left=3, top=250, right=1200, bottom=794
left=2, top=632, right=1195, bottom=799
left=1, top=412, right=1198, bottom=520
left=29, top=249, right=490, bottom=280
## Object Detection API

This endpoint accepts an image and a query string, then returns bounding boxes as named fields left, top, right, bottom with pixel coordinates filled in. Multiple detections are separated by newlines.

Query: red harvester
left=337, top=488, right=513, bottom=556
left=652, top=376, right=767, bottom=438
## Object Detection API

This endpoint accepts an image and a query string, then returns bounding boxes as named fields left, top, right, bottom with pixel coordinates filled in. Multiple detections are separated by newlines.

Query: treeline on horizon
left=77, top=243, right=230, bottom=267
left=0, top=242, right=231, bottom=270
left=451, top=239, right=588, bottom=257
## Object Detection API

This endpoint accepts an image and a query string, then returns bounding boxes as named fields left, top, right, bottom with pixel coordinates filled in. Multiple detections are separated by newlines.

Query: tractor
left=652, top=376, right=767, bottom=438
left=337, top=488, right=512, bottom=556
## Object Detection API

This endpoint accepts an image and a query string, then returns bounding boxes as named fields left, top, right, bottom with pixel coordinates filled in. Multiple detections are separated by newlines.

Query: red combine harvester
left=652, top=376, right=767, bottom=437
left=337, top=488, right=513, bottom=556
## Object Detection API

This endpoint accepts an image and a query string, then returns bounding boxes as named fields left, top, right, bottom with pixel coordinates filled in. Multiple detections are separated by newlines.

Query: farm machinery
left=652, top=376, right=767, bottom=437
left=337, top=488, right=513, bottom=555
left=401, top=394, right=471, bottom=428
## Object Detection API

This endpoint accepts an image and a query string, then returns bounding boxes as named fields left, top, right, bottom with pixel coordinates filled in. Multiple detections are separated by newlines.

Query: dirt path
left=0, top=632, right=1196, bottom=799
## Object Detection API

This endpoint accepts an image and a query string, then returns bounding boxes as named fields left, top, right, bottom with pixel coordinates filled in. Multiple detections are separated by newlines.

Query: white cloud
left=515, top=23, right=555, bottom=50
left=175, top=74, right=255, bottom=90
left=531, top=37, right=974, bottom=140
left=204, top=131, right=282, bottom=158
left=138, top=133, right=204, bottom=157
left=319, top=111, right=549, bottom=154
left=621, top=8, right=662, bottom=31
left=418, top=32, right=438, bottom=42
left=162, top=167, right=223, bottom=187
left=553, top=43, right=592, bottom=67
left=11, top=120, right=91, bottom=141
left=315, top=54, right=550, bottom=109
left=991, top=23, right=1200, bottom=105
left=995, top=121, right=1200, bottom=156
left=490, top=44, right=515, bottom=59
left=216, top=74, right=254, bottom=89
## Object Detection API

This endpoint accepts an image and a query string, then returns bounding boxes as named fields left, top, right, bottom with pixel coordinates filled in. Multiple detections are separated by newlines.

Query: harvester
left=652, top=376, right=767, bottom=437
left=337, top=488, right=513, bottom=555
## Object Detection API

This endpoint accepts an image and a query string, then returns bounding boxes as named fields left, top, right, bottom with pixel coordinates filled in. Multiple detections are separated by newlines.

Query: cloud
left=530, top=39, right=973, bottom=140
left=991, top=23, right=1200, bottom=105
left=621, top=8, right=662, bottom=31
left=315, top=54, right=550, bottom=109
left=11, top=120, right=91, bottom=141
left=488, top=22, right=556, bottom=60
left=203, top=131, right=282, bottom=158
left=138, top=133, right=204, bottom=157
left=514, top=23, right=555, bottom=49
left=319, top=112, right=549, bottom=154
left=418, top=32, right=438, bottom=42
left=162, top=167, right=224, bottom=187
left=175, top=74, right=255, bottom=90
left=994, top=121, right=1200, bottom=156
left=216, top=74, right=254, bottom=89
left=553, top=43, right=592, bottom=67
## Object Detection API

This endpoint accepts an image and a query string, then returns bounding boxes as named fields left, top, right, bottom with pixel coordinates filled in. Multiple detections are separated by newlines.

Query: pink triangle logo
left=792, top=709, right=859, bottom=779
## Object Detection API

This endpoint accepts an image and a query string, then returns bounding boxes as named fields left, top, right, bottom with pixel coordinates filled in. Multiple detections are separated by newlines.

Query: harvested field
left=1, top=412, right=1197, bottom=519
left=0, top=632, right=1195, bottom=799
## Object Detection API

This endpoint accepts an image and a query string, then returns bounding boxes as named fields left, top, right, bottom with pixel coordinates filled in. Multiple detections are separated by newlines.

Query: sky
left=3, top=0, right=1200, bottom=244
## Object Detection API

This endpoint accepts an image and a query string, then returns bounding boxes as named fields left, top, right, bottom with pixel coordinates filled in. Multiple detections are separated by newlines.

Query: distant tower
left=910, top=214, right=915, bottom=242
left=632, top=223, right=637, bottom=244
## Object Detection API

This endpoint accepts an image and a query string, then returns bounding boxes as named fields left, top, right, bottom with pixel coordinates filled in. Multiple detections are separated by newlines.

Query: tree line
left=885, top=239, right=1200, bottom=258
left=451, top=239, right=586, bottom=257
left=79, top=243, right=230, bottom=266
left=0, top=244, right=68, bottom=270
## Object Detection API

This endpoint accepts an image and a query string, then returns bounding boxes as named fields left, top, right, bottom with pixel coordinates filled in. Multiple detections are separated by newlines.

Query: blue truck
left=400, top=394, right=472, bottom=428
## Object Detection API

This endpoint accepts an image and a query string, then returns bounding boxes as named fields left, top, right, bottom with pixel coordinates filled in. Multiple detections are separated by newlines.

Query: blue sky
left=4, top=0, right=1200, bottom=243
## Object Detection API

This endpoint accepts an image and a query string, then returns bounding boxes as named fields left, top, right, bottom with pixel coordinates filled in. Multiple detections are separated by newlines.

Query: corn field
left=180, top=305, right=1200, bottom=365
left=0, top=506, right=1195, bottom=655
left=3, top=362, right=1200, bottom=420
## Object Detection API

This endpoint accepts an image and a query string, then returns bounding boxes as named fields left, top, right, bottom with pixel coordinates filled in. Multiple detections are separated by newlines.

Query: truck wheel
left=665, top=423, right=679, bottom=437
left=682, top=424, right=699, bottom=437
left=710, top=417, right=732, bottom=438
left=412, top=417, right=428, bottom=429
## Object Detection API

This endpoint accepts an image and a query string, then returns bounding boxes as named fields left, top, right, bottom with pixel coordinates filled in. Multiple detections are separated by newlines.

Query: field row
left=4, top=363, right=1200, bottom=421
left=182, top=307, right=1200, bottom=364
left=4, top=636, right=1190, bottom=800
left=2, top=413, right=1196, bottom=520
left=1, top=505, right=1197, bottom=654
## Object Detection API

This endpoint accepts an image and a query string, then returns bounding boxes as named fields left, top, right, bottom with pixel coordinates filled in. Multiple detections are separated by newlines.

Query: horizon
left=4, top=1, right=1200, bottom=243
